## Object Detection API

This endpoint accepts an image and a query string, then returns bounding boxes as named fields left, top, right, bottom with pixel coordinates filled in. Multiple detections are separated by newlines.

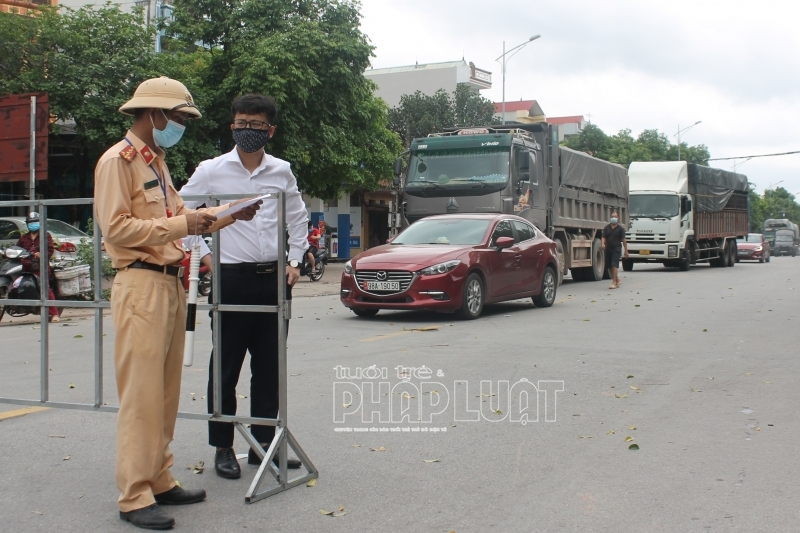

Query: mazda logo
left=446, top=197, right=459, bottom=212
left=376, top=271, right=387, bottom=281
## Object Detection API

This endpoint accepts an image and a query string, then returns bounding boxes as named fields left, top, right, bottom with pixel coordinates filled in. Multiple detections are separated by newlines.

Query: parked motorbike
left=0, top=246, right=52, bottom=321
left=301, top=246, right=329, bottom=282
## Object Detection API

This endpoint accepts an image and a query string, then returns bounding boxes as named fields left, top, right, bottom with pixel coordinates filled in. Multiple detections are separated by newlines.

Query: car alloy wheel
left=533, top=267, right=557, bottom=308
left=458, top=273, right=484, bottom=320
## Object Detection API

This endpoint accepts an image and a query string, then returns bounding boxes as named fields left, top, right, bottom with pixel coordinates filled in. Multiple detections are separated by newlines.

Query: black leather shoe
left=248, top=447, right=301, bottom=469
left=214, top=447, right=241, bottom=479
left=119, top=504, right=175, bottom=530
left=154, top=485, right=206, bottom=505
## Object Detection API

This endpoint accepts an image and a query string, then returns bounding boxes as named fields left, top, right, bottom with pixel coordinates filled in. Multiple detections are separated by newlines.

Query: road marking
left=360, top=330, right=414, bottom=343
left=0, top=406, right=49, bottom=421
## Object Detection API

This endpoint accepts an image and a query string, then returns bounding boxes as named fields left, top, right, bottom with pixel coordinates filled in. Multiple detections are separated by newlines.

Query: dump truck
left=624, top=161, right=749, bottom=270
left=395, top=123, right=629, bottom=281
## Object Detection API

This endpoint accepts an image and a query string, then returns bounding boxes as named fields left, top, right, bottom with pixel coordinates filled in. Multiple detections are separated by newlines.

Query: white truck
left=624, top=161, right=749, bottom=271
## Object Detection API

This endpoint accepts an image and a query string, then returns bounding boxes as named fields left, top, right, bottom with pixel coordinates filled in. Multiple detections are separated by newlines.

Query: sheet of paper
left=214, top=194, right=270, bottom=218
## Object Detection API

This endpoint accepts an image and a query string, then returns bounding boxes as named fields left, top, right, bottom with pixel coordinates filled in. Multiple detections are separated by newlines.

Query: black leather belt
left=221, top=262, right=278, bottom=274
left=127, top=260, right=183, bottom=277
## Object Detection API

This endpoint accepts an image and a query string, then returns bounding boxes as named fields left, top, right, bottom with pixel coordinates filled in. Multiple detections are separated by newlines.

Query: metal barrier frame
left=0, top=194, right=317, bottom=503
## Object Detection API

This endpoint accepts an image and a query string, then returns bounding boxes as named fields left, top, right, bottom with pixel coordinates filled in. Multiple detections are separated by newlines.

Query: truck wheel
left=621, top=260, right=633, bottom=272
left=588, top=238, right=605, bottom=281
left=352, top=308, right=379, bottom=317
left=725, top=240, right=735, bottom=267
left=679, top=251, right=691, bottom=271
left=532, top=267, right=557, bottom=308
left=457, top=273, right=484, bottom=320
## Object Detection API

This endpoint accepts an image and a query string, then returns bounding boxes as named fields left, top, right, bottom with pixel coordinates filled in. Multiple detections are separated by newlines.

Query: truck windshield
left=392, top=218, right=491, bottom=246
left=629, top=194, right=680, bottom=218
left=776, top=234, right=793, bottom=242
left=406, top=147, right=510, bottom=190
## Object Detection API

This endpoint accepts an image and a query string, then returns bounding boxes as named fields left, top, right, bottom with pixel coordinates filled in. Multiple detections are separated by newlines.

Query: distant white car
left=0, top=217, right=92, bottom=261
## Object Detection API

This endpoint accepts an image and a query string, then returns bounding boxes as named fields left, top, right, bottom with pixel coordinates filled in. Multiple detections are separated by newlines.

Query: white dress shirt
left=182, top=235, right=211, bottom=258
left=180, top=148, right=308, bottom=264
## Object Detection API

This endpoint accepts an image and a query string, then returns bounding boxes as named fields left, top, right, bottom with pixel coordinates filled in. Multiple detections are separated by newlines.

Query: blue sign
left=349, top=236, right=361, bottom=249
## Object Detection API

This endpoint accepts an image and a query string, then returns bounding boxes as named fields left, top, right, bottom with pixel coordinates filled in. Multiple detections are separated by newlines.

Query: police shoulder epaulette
left=119, top=145, right=137, bottom=163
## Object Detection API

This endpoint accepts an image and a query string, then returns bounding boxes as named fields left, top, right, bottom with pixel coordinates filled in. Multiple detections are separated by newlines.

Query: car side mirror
left=495, top=236, right=514, bottom=250
left=393, top=158, right=403, bottom=177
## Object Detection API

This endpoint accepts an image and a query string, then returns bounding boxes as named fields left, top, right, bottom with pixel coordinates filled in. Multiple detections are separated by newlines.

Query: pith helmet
left=119, top=76, right=201, bottom=118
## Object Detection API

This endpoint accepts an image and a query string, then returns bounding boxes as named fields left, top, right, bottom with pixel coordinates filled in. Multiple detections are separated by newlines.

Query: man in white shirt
left=180, top=94, right=308, bottom=479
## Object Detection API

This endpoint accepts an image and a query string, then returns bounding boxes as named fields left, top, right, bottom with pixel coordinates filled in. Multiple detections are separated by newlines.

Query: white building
left=365, top=60, right=492, bottom=109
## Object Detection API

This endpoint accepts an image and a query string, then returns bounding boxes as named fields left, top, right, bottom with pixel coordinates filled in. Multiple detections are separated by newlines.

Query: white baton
left=183, top=243, right=201, bottom=367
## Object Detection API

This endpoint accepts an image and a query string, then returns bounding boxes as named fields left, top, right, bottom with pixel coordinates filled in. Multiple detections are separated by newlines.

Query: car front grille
left=354, top=270, right=415, bottom=295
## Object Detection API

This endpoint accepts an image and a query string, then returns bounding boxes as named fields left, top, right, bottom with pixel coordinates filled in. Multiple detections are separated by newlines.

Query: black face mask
left=232, top=128, right=271, bottom=153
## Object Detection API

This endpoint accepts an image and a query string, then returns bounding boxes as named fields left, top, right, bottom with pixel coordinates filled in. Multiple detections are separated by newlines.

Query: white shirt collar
left=225, top=147, right=271, bottom=174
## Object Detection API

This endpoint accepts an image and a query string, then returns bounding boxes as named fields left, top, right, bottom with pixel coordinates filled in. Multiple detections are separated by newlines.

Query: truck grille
left=354, top=270, right=415, bottom=295
left=627, top=233, right=667, bottom=241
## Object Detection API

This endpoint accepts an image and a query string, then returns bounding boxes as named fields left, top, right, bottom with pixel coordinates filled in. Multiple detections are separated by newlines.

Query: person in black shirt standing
left=601, top=211, right=628, bottom=289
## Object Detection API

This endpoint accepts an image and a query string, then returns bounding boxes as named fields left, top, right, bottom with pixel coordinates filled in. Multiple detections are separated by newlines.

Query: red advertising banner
left=0, top=92, right=48, bottom=183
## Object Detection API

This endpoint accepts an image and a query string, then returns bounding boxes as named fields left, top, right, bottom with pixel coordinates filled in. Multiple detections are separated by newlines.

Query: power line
left=708, top=150, right=800, bottom=162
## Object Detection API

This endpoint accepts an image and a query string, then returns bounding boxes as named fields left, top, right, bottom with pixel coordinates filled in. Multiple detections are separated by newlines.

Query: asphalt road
left=1, top=257, right=798, bottom=532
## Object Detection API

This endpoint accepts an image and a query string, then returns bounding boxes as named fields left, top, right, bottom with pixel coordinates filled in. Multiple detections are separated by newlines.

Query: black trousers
left=207, top=268, right=291, bottom=448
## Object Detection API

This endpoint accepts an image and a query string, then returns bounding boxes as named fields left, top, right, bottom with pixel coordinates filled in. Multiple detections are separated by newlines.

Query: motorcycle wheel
left=198, top=273, right=212, bottom=297
left=0, top=288, right=6, bottom=322
left=309, top=262, right=325, bottom=282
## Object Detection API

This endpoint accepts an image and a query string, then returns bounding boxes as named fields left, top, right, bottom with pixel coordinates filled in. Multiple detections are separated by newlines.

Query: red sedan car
left=340, top=214, right=559, bottom=319
left=736, top=233, right=770, bottom=263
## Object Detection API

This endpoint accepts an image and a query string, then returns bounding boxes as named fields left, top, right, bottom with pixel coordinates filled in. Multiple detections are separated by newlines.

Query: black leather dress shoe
left=214, top=447, right=241, bottom=479
left=154, top=485, right=206, bottom=505
left=248, top=447, right=302, bottom=469
left=119, top=504, right=175, bottom=530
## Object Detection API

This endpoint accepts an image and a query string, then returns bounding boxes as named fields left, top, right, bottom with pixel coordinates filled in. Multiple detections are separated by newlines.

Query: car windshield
left=405, top=147, right=510, bottom=188
left=737, top=234, right=762, bottom=243
left=392, top=218, right=491, bottom=245
left=46, top=220, right=88, bottom=238
left=629, top=194, right=680, bottom=218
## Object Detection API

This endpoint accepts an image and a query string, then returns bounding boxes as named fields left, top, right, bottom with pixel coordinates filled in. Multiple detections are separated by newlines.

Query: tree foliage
left=748, top=186, right=800, bottom=232
left=387, top=84, right=497, bottom=146
left=563, top=123, right=710, bottom=168
left=166, top=0, right=400, bottom=196
left=0, top=1, right=400, bottom=194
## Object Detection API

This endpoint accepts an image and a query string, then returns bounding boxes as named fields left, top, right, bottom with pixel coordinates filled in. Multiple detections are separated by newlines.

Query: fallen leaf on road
left=333, top=506, right=347, bottom=517
left=69, top=383, right=75, bottom=389
left=423, top=458, right=440, bottom=463
left=628, top=425, right=637, bottom=430
left=48, top=435, right=65, bottom=438
left=307, top=478, right=317, bottom=487
left=63, top=456, right=70, bottom=461
left=319, top=509, right=335, bottom=516
left=628, top=443, right=640, bottom=450
left=187, top=461, right=205, bottom=474
left=583, top=318, right=590, bottom=321
left=702, top=329, right=707, bottom=332
left=402, top=393, right=416, bottom=399
left=343, top=403, right=351, bottom=408
left=755, top=427, right=761, bottom=432
left=578, top=435, right=592, bottom=439
left=481, top=393, right=496, bottom=397
left=614, top=393, right=627, bottom=398
left=634, top=304, right=640, bottom=307
left=73, top=334, right=83, bottom=338
left=32, top=511, right=42, bottom=515
left=625, top=436, right=634, bottom=442
left=745, top=372, right=752, bottom=375
left=237, top=394, right=248, bottom=399
left=403, top=326, right=439, bottom=332
left=351, top=444, right=361, bottom=447
left=630, top=386, right=640, bottom=390
left=691, top=388, right=702, bottom=392
left=606, top=429, right=616, bottom=435
left=763, top=381, right=771, bottom=384
left=627, top=375, right=634, bottom=379
left=492, top=408, right=503, bottom=415
left=370, top=446, right=386, bottom=452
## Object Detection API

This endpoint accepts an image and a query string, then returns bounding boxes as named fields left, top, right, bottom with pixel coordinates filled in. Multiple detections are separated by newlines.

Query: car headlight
left=344, top=260, right=353, bottom=274
left=419, top=259, right=460, bottom=276
left=754, top=246, right=762, bottom=252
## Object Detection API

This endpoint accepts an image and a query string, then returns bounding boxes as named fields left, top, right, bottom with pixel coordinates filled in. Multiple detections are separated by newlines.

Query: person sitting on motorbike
left=306, top=221, right=321, bottom=273
left=16, top=212, right=59, bottom=322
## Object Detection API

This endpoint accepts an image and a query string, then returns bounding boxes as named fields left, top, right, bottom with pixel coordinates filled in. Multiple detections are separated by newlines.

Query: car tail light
left=58, top=242, right=77, bottom=253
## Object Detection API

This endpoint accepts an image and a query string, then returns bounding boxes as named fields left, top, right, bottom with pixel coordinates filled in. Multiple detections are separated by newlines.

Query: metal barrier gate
left=0, top=194, right=317, bottom=503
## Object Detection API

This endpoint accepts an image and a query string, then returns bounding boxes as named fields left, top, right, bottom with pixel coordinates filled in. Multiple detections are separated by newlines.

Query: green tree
left=387, top=83, right=497, bottom=146
left=166, top=0, right=400, bottom=197
left=0, top=5, right=155, bottom=159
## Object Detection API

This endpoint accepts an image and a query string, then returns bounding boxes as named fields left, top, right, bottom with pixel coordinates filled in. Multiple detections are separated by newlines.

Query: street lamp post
left=732, top=157, right=752, bottom=173
left=496, top=35, right=541, bottom=125
left=674, top=121, right=702, bottom=161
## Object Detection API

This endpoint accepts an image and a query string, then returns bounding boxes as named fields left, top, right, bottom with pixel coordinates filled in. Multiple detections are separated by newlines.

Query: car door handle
left=537, top=249, right=543, bottom=255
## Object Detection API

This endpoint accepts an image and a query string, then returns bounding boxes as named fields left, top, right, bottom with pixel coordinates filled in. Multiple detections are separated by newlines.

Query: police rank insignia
left=119, top=145, right=137, bottom=162
left=140, top=147, right=155, bottom=164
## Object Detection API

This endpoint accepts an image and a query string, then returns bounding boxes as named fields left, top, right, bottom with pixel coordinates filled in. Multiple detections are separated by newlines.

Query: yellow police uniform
left=94, top=78, right=234, bottom=513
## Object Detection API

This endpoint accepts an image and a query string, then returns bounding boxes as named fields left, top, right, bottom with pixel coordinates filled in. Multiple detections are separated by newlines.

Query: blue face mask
left=610, top=217, right=619, bottom=225
left=28, top=223, right=40, bottom=232
left=151, top=110, right=186, bottom=148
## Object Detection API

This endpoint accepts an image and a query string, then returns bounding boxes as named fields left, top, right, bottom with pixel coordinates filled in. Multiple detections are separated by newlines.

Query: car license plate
left=365, top=281, right=400, bottom=291
left=639, top=249, right=650, bottom=255
left=738, top=250, right=747, bottom=254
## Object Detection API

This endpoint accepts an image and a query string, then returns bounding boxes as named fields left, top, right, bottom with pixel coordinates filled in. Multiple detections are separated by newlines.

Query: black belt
left=127, top=260, right=183, bottom=277
left=221, top=262, right=278, bottom=274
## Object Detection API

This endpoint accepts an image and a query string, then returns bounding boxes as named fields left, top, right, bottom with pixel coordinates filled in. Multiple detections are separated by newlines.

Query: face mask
left=610, top=217, right=618, bottom=224
left=28, top=223, right=40, bottom=232
left=308, top=228, right=313, bottom=233
left=151, top=110, right=186, bottom=148
left=233, top=128, right=271, bottom=153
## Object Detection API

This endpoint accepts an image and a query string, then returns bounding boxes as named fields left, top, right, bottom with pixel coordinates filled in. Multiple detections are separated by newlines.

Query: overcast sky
left=360, top=0, right=800, bottom=196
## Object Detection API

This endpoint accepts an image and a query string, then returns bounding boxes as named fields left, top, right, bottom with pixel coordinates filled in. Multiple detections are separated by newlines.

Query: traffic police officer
left=94, top=77, right=260, bottom=530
